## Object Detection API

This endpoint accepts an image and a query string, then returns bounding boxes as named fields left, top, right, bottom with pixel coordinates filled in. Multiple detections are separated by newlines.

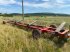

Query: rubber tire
left=63, top=34, right=68, bottom=42
left=32, top=29, right=41, bottom=39
left=49, top=25, right=56, bottom=28
left=3, top=21, right=6, bottom=24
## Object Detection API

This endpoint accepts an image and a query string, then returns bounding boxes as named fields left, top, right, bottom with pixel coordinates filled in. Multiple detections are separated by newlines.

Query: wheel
left=32, top=29, right=41, bottom=39
left=49, top=25, right=56, bottom=28
left=58, top=36, right=68, bottom=44
left=3, top=21, right=6, bottom=24
left=63, top=34, right=68, bottom=42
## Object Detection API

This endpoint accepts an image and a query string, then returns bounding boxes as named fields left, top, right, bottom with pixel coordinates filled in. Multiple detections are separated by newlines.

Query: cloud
left=0, top=0, right=22, bottom=6
left=42, top=0, right=49, bottom=1
left=0, top=0, right=16, bottom=5
left=23, top=0, right=70, bottom=8
left=56, top=0, right=64, bottom=4
left=0, top=0, right=70, bottom=9
left=0, top=8, right=8, bottom=13
left=15, top=2, right=22, bottom=6
left=24, top=2, right=52, bottom=8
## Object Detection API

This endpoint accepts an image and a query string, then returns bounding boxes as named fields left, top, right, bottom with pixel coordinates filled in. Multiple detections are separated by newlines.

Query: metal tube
left=22, top=0, right=24, bottom=20
left=55, top=22, right=66, bottom=32
left=29, top=21, right=37, bottom=25
left=69, top=25, right=70, bottom=32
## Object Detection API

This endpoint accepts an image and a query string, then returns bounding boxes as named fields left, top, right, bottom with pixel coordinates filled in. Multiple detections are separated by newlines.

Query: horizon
left=0, top=0, right=70, bottom=14
left=1, top=12, right=70, bottom=15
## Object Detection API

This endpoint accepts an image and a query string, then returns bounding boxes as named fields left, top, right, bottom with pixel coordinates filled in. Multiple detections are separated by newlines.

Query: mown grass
left=0, top=16, right=70, bottom=52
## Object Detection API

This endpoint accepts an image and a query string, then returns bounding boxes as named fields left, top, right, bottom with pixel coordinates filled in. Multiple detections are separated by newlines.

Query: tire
left=3, top=21, right=6, bottom=24
left=32, top=29, right=41, bottom=39
left=63, top=34, right=68, bottom=42
left=49, top=25, right=56, bottom=28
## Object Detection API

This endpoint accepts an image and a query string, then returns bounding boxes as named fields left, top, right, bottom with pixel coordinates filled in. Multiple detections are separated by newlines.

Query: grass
left=0, top=16, right=70, bottom=52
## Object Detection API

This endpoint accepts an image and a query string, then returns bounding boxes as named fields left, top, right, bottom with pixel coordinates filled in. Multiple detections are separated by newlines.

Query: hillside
left=0, top=13, right=70, bottom=17
left=0, top=16, right=70, bottom=52
left=24, top=13, right=70, bottom=16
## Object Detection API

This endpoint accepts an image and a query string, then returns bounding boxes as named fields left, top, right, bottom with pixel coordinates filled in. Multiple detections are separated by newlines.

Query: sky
left=0, top=0, right=70, bottom=14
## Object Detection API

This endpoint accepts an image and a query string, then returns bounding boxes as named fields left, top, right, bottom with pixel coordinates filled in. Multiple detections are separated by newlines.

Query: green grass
left=0, top=16, right=70, bottom=52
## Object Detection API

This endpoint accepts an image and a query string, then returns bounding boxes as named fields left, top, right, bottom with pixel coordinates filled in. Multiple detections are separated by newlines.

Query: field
left=0, top=16, right=70, bottom=52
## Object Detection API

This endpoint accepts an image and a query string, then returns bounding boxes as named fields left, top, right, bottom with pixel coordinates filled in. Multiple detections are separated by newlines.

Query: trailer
left=2, top=20, right=70, bottom=42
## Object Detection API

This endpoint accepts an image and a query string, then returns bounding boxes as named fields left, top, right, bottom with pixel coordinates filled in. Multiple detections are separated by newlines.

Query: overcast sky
left=0, top=0, right=70, bottom=14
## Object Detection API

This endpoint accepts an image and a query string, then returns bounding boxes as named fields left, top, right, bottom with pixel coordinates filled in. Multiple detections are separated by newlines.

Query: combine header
left=2, top=20, right=70, bottom=42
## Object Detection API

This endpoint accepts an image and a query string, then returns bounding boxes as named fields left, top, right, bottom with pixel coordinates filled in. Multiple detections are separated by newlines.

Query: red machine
left=3, top=20, right=70, bottom=41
